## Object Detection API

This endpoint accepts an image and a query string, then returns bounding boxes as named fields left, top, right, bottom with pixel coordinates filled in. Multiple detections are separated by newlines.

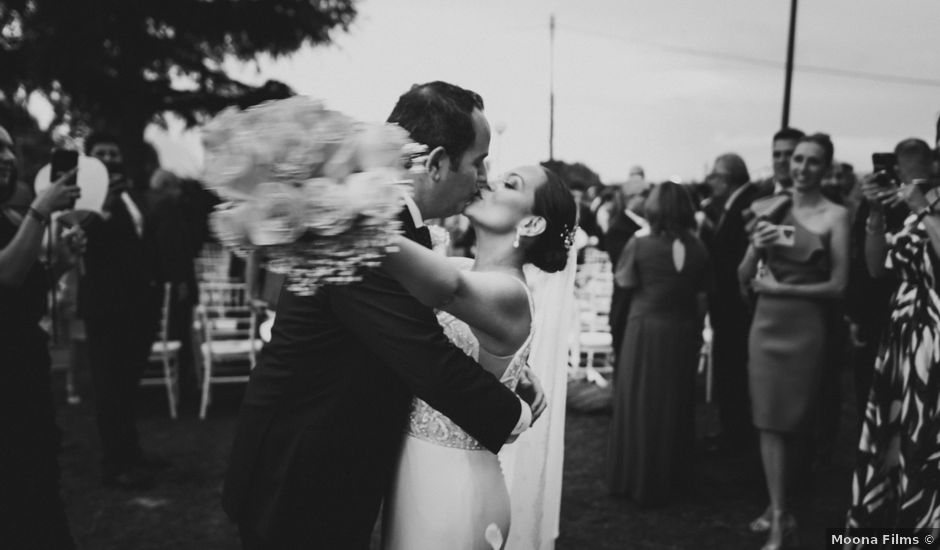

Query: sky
left=147, top=0, right=940, bottom=184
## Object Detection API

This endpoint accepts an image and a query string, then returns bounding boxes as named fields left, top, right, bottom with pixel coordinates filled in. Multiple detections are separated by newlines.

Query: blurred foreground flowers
left=203, top=96, right=424, bottom=294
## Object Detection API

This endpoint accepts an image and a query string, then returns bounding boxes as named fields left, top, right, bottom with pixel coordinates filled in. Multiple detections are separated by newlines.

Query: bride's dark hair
left=525, top=167, right=578, bottom=273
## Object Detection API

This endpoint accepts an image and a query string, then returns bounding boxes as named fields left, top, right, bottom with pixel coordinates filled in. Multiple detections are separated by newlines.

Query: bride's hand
left=517, top=366, right=547, bottom=424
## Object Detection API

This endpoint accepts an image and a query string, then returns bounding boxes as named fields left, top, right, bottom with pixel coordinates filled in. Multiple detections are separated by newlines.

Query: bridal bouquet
left=203, top=96, right=425, bottom=295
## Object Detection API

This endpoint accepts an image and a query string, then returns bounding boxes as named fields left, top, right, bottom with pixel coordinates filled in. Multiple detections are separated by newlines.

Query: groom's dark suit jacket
left=223, top=210, right=523, bottom=549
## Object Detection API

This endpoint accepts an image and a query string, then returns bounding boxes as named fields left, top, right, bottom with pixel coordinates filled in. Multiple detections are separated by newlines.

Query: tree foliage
left=0, top=0, right=357, bottom=174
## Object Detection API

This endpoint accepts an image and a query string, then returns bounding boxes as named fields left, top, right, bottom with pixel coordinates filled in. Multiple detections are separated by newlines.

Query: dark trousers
left=239, top=524, right=265, bottom=550
left=711, top=313, right=754, bottom=445
left=166, top=286, right=198, bottom=399
left=814, top=307, right=849, bottom=461
left=0, top=330, right=75, bottom=549
left=609, top=286, right=630, bottom=365
left=85, top=312, right=155, bottom=474
left=852, top=337, right=879, bottom=431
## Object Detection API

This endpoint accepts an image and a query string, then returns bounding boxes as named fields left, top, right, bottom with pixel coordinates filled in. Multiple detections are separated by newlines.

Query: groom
left=223, top=81, right=542, bottom=549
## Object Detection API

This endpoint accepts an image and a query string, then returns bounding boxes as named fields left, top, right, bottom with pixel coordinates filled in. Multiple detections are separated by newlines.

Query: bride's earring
left=513, top=227, right=522, bottom=248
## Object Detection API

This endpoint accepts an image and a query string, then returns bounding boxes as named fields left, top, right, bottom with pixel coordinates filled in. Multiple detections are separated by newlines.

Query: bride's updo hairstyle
left=525, top=167, right=578, bottom=273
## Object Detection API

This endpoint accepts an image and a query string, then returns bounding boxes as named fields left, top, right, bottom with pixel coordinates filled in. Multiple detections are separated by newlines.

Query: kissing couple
left=223, top=81, right=578, bottom=549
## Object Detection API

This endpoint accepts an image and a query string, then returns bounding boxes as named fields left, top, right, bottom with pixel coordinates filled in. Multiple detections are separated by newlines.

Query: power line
left=560, top=25, right=940, bottom=89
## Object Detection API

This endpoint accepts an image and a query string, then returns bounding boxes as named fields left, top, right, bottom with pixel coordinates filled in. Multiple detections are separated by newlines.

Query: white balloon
left=34, top=155, right=109, bottom=214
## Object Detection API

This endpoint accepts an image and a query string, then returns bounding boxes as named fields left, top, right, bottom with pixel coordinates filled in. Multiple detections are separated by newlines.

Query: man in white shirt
left=757, top=127, right=805, bottom=196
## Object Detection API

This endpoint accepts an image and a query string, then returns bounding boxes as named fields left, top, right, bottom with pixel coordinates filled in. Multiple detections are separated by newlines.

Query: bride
left=380, top=164, right=577, bottom=549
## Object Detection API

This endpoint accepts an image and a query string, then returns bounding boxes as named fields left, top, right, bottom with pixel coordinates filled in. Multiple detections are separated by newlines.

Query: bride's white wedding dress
left=383, top=267, right=534, bottom=550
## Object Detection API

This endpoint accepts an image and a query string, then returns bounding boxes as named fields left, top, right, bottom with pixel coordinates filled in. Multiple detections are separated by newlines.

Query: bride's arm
left=383, top=237, right=530, bottom=354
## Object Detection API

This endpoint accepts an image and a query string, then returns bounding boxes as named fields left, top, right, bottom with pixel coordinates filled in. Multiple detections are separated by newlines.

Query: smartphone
left=50, top=149, right=79, bottom=183
left=771, top=224, right=796, bottom=247
left=872, top=152, right=897, bottom=187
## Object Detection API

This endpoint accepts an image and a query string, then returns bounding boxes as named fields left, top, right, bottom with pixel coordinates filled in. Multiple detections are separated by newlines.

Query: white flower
left=356, top=123, right=411, bottom=171
left=245, top=182, right=306, bottom=246
left=299, top=177, right=356, bottom=236
left=210, top=202, right=252, bottom=248
left=202, top=96, right=418, bottom=294
left=344, top=168, right=407, bottom=218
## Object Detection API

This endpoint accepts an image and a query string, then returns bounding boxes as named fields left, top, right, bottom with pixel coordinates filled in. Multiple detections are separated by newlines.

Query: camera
left=871, top=152, right=898, bottom=187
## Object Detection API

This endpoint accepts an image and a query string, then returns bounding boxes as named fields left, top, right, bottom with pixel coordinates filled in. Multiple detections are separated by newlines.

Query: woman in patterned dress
left=845, top=165, right=940, bottom=544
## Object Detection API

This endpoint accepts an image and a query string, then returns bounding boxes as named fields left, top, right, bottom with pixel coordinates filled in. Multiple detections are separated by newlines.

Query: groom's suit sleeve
left=330, top=266, right=523, bottom=454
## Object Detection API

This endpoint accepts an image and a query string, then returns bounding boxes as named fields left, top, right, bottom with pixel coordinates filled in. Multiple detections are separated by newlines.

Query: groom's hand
left=516, top=366, right=547, bottom=425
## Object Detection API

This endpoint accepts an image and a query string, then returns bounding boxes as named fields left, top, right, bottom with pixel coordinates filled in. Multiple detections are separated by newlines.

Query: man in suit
left=223, top=82, right=542, bottom=549
left=81, top=133, right=178, bottom=489
left=605, top=177, right=648, bottom=366
left=754, top=127, right=805, bottom=197
left=703, top=153, right=761, bottom=454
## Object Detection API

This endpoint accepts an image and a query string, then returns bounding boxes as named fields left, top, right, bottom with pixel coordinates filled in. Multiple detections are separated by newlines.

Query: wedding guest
left=605, top=180, right=649, bottom=368
left=702, top=153, right=761, bottom=455
left=844, top=142, right=940, bottom=543
left=739, top=133, right=849, bottom=549
left=80, top=132, right=169, bottom=489
left=0, top=125, right=84, bottom=549
left=607, top=181, right=710, bottom=506
left=844, top=140, right=929, bottom=431
left=755, top=127, right=805, bottom=196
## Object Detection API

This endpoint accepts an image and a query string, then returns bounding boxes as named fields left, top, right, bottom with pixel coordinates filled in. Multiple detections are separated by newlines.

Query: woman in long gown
left=844, top=155, right=940, bottom=544
left=606, top=181, right=710, bottom=506
left=739, top=133, right=850, bottom=550
left=381, top=165, right=578, bottom=550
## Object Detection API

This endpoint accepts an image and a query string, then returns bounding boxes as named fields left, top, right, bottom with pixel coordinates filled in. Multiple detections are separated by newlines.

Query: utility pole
left=781, top=0, right=798, bottom=128
left=549, top=13, right=556, bottom=161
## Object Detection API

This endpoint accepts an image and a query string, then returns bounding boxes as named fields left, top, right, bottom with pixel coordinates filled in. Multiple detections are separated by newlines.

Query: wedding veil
left=500, top=243, right=579, bottom=550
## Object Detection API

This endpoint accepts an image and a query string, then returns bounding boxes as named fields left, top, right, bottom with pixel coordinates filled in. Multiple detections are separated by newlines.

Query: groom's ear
left=425, top=146, right=450, bottom=183
left=517, top=215, right=547, bottom=237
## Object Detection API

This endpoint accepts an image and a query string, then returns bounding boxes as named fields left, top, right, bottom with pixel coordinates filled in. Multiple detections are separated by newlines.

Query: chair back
left=196, top=281, right=259, bottom=367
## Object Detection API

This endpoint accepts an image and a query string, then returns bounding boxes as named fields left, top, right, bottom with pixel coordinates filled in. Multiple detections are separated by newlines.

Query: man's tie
left=414, top=225, right=432, bottom=249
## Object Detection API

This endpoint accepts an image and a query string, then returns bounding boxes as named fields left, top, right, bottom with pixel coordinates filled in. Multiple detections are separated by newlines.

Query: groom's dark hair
left=387, top=81, right=484, bottom=168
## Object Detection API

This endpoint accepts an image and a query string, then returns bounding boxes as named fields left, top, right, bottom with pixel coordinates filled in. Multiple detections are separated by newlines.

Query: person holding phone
left=738, top=133, right=850, bottom=550
left=845, top=138, right=940, bottom=541
left=845, top=140, right=931, bottom=428
left=80, top=133, right=169, bottom=489
left=0, top=125, right=85, bottom=549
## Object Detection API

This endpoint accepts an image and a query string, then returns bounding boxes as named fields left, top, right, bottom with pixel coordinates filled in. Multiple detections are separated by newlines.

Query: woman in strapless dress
left=738, top=134, right=850, bottom=550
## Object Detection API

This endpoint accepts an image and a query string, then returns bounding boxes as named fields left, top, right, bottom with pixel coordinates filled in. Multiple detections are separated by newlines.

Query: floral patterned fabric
left=846, top=220, right=940, bottom=541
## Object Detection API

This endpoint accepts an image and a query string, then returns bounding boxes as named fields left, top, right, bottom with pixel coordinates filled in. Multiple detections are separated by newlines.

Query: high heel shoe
left=749, top=506, right=772, bottom=533
left=760, top=511, right=799, bottom=550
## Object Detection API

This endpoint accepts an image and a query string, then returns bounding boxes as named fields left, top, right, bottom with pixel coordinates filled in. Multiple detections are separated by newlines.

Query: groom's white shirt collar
left=402, top=195, right=425, bottom=229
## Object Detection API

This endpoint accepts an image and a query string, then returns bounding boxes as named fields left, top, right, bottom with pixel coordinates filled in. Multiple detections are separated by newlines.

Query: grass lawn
left=55, top=354, right=858, bottom=550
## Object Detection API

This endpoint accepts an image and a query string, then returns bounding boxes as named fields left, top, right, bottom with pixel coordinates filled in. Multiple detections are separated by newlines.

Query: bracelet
left=27, top=207, right=49, bottom=225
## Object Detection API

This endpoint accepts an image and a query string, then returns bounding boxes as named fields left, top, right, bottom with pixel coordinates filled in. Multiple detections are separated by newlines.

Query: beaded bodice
left=405, top=280, right=534, bottom=451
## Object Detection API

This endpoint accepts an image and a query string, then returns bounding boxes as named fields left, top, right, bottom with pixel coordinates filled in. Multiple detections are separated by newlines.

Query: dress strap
left=513, top=276, right=535, bottom=321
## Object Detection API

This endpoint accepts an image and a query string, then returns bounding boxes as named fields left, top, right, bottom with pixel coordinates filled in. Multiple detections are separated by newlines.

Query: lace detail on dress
left=406, top=288, right=533, bottom=451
